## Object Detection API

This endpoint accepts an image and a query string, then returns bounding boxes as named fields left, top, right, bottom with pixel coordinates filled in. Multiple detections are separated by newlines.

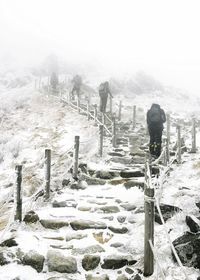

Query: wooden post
left=14, top=165, right=22, bottom=222
left=94, top=104, right=97, bottom=124
left=191, top=118, right=196, bottom=153
left=73, top=136, right=80, bottom=179
left=87, top=101, right=90, bottom=121
left=144, top=187, right=155, bottom=276
left=177, top=125, right=181, bottom=164
left=99, top=125, right=104, bottom=157
left=166, top=113, right=170, bottom=143
left=118, top=101, right=122, bottom=121
left=44, top=149, right=51, bottom=200
left=109, top=96, right=113, bottom=115
left=133, top=105, right=136, bottom=129
left=112, top=117, right=116, bottom=147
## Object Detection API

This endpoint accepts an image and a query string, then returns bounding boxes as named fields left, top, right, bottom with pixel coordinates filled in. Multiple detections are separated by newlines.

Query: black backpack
left=148, top=106, right=162, bottom=124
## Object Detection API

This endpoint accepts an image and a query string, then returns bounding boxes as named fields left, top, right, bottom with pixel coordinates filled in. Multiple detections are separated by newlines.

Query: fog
left=1, top=0, right=200, bottom=94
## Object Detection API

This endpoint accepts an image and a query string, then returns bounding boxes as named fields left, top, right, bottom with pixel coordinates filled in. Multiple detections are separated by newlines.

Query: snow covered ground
left=0, top=79, right=200, bottom=280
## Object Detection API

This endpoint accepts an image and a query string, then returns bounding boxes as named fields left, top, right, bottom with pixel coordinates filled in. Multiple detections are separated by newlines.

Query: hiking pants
left=148, top=126, right=163, bottom=157
left=100, top=97, right=108, bottom=113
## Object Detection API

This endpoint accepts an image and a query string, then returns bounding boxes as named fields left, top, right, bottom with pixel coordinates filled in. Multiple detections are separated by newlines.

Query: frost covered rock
left=0, top=248, right=15, bottom=265
left=0, top=237, right=18, bottom=247
left=72, top=244, right=105, bottom=255
left=116, top=275, right=128, bottom=280
left=95, top=171, right=114, bottom=180
left=65, top=233, right=87, bottom=242
left=117, top=216, right=126, bottom=223
left=120, top=170, right=144, bottom=178
left=124, top=179, right=144, bottom=189
left=155, top=204, right=182, bottom=224
left=120, top=203, right=136, bottom=211
left=101, top=255, right=137, bottom=269
left=70, top=220, right=107, bottom=230
left=23, top=211, right=39, bottom=224
left=52, top=199, right=77, bottom=208
left=173, top=231, right=200, bottom=269
left=86, top=274, right=109, bottom=280
left=82, top=255, right=100, bottom=270
left=22, top=250, right=44, bottom=272
left=80, top=174, right=106, bottom=185
left=99, top=206, right=120, bottom=213
left=108, top=226, right=128, bottom=234
left=70, top=180, right=87, bottom=190
left=40, top=219, right=69, bottom=229
left=186, top=215, right=200, bottom=233
left=47, top=250, right=77, bottom=273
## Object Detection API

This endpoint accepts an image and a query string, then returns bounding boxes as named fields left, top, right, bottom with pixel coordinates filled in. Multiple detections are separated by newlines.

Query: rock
left=125, top=267, right=134, bottom=274
left=23, top=211, right=39, bottom=224
left=172, top=231, right=200, bottom=269
left=86, top=274, right=109, bottom=280
left=82, top=255, right=100, bottom=271
left=101, top=255, right=136, bottom=269
left=124, top=180, right=144, bottom=189
left=70, top=180, right=87, bottom=190
left=72, top=245, right=105, bottom=255
left=78, top=206, right=92, bottom=211
left=186, top=215, right=200, bottom=233
left=52, top=199, right=77, bottom=208
left=62, top=179, right=70, bottom=187
left=0, top=238, right=18, bottom=247
left=108, top=226, right=128, bottom=234
left=99, top=206, right=120, bottom=213
left=0, top=248, right=15, bottom=265
left=155, top=204, right=182, bottom=224
left=40, top=219, right=69, bottom=229
left=95, top=171, right=113, bottom=180
left=120, top=203, right=136, bottom=211
left=70, top=220, right=107, bottom=230
left=117, top=216, right=126, bottom=223
left=47, top=250, right=77, bottom=273
left=80, top=174, right=106, bottom=185
left=66, top=233, right=87, bottom=242
left=110, top=242, right=124, bottom=248
left=116, top=275, right=128, bottom=280
left=132, top=275, right=142, bottom=280
left=22, top=250, right=44, bottom=272
left=108, top=152, right=124, bottom=157
left=120, top=170, right=144, bottom=178
left=79, top=163, right=88, bottom=173
left=109, top=178, right=130, bottom=186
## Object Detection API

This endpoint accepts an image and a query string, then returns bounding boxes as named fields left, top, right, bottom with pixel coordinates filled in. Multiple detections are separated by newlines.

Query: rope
left=148, top=240, right=166, bottom=280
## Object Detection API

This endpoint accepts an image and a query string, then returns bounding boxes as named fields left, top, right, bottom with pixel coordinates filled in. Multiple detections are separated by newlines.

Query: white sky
left=0, top=0, right=200, bottom=93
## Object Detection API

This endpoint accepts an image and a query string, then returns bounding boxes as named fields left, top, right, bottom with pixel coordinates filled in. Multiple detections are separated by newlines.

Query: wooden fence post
left=191, top=118, right=196, bottom=153
left=94, top=104, right=98, bottom=125
left=87, top=101, right=90, bottom=121
left=112, top=117, right=116, bottom=147
left=133, top=105, right=136, bottom=129
left=14, top=165, right=22, bottom=222
left=118, top=101, right=122, bottom=121
left=73, top=136, right=80, bottom=179
left=99, top=125, right=104, bottom=157
left=177, top=125, right=181, bottom=164
left=44, top=149, right=51, bottom=200
left=166, top=113, right=170, bottom=143
left=109, top=96, right=113, bottom=115
left=144, top=187, right=155, bottom=276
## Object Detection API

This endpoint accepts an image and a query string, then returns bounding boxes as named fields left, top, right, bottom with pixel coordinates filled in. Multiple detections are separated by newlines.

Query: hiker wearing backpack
left=147, top=104, right=166, bottom=158
left=99, top=81, right=113, bottom=113
left=71, top=75, right=82, bottom=100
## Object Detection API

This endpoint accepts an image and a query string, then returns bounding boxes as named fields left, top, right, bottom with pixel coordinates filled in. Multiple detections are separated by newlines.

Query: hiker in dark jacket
left=71, top=75, right=82, bottom=100
left=99, top=81, right=113, bottom=113
left=147, top=104, right=166, bottom=158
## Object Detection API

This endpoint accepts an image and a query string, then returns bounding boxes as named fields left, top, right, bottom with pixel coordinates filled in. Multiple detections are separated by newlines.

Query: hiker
left=50, top=72, right=59, bottom=93
left=99, top=81, right=113, bottom=113
left=71, top=75, right=82, bottom=100
left=147, top=103, right=166, bottom=158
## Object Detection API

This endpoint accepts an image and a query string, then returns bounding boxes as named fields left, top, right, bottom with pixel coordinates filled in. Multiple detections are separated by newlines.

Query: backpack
left=148, top=106, right=162, bottom=124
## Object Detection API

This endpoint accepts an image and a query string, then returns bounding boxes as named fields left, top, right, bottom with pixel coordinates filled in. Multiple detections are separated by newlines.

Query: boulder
left=47, top=250, right=77, bottom=273
left=82, top=255, right=100, bottom=271
left=186, top=215, right=200, bottom=233
left=101, top=255, right=137, bottom=269
left=22, top=250, right=44, bottom=272
left=0, top=237, right=18, bottom=247
left=40, top=219, right=69, bottom=229
left=23, top=211, right=39, bottom=224
left=70, top=220, right=107, bottom=230
left=173, top=231, right=200, bottom=269
left=155, top=204, right=182, bottom=224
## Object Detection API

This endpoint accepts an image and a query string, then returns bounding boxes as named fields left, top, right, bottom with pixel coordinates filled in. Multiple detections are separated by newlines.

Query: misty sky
left=1, top=0, right=200, bottom=94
